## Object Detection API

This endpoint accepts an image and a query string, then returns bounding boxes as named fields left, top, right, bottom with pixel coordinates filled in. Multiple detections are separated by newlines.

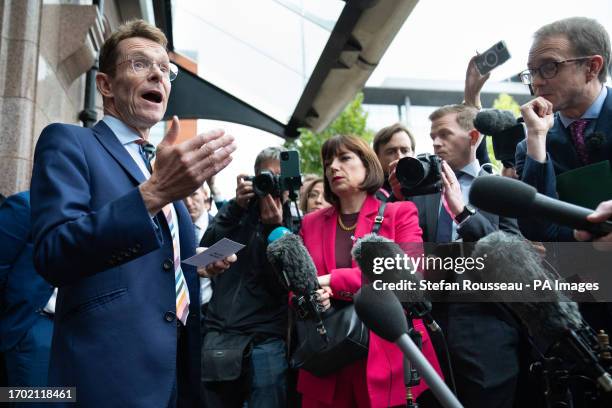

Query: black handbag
left=289, top=200, right=386, bottom=377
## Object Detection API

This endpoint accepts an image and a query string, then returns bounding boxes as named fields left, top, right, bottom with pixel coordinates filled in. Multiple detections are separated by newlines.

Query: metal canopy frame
left=154, top=0, right=417, bottom=139
left=163, top=64, right=287, bottom=137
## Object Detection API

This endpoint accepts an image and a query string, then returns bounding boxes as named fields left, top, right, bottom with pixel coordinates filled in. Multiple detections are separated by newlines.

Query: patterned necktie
left=135, top=139, right=190, bottom=325
left=569, top=119, right=590, bottom=165
left=136, top=140, right=156, bottom=173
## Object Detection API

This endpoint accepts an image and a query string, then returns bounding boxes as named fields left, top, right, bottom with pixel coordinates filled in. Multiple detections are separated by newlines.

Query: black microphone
left=351, top=234, right=440, bottom=332
left=473, top=109, right=525, bottom=164
left=473, top=109, right=517, bottom=135
left=266, top=230, right=327, bottom=338
left=469, top=175, right=612, bottom=236
left=473, top=231, right=612, bottom=393
left=354, top=285, right=464, bottom=408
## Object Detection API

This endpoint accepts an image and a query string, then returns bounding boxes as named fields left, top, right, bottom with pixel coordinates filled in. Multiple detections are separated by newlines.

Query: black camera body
left=475, top=40, right=511, bottom=75
left=246, top=171, right=284, bottom=198
left=246, top=150, right=303, bottom=199
left=395, top=153, right=443, bottom=197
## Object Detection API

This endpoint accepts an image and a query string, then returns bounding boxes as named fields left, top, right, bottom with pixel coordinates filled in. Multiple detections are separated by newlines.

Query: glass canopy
left=172, top=0, right=344, bottom=124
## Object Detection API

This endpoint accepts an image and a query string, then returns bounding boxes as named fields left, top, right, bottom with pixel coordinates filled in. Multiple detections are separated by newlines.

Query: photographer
left=200, top=147, right=291, bottom=408
left=389, top=104, right=522, bottom=408
left=373, top=123, right=416, bottom=201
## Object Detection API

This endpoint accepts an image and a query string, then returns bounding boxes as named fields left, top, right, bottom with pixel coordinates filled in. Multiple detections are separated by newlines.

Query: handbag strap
left=371, top=199, right=386, bottom=235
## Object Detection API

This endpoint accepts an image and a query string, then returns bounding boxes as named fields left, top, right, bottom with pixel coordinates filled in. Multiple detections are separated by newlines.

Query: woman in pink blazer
left=298, top=135, right=444, bottom=408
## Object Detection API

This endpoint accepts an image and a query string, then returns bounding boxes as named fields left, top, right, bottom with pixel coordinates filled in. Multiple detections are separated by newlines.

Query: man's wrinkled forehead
left=528, top=35, right=573, bottom=66
left=116, top=37, right=169, bottom=62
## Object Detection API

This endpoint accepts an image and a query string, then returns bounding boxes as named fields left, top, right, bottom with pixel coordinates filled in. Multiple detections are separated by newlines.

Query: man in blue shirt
left=515, top=17, right=612, bottom=242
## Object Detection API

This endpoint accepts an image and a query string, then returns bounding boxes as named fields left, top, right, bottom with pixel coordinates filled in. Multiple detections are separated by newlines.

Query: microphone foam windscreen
left=469, top=175, right=536, bottom=218
left=352, top=234, right=407, bottom=281
left=266, top=233, right=318, bottom=294
left=352, top=234, right=426, bottom=303
left=354, top=284, right=408, bottom=342
left=474, top=109, right=517, bottom=136
left=473, top=231, right=583, bottom=341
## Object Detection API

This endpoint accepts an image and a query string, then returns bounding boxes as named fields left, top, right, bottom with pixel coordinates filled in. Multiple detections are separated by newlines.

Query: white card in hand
left=182, top=238, right=245, bottom=267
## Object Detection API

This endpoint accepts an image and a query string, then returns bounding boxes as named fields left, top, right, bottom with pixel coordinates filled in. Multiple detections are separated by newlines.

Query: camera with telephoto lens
left=395, top=153, right=443, bottom=197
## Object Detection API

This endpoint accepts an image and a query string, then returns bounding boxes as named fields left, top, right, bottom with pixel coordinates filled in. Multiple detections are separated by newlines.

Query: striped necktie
left=136, top=139, right=190, bottom=325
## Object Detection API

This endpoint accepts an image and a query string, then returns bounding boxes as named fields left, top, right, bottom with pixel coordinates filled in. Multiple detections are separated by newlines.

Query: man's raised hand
left=140, top=116, right=236, bottom=214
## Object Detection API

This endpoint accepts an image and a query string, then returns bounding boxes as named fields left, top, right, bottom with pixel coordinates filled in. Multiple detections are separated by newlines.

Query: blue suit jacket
left=0, top=191, right=54, bottom=351
left=515, top=87, right=612, bottom=241
left=30, top=121, right=201, bottom=407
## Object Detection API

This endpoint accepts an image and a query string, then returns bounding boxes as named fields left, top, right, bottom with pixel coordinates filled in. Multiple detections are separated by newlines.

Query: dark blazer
left=515, top=87, right=612, bottom=242
left=0, top=191, right=54, bottom=352
left=30, top=121, right=201, bottom=407
left=410, top=169, right=522, bottom=408
left=411, top=169, right=520, bottom=242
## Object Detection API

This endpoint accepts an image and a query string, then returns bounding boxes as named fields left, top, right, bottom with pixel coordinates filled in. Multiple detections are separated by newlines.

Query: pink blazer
left=298, top=194, right=444, bottom=407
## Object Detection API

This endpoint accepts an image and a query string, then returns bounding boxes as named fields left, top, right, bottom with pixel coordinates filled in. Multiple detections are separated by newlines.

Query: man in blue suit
left=515, top=17, right=612, bottom=242
left=514, top=16, right=612, bottom=343
left=0, top=191, right=55, bottom=389
left=30, top=20, right=236, bottom=407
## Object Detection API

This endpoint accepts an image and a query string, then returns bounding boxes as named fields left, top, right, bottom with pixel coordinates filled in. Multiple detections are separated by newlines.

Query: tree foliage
left=284, top=93, right=373, bottom=175
left=485, top=93, right=521, bottom=169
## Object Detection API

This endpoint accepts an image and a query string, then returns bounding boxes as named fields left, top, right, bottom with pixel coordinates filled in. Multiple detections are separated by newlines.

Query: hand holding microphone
left=266, top=228, right=330, bottom=336
left=469, top=175, right=612, bottom=237
left=575, top=200, right=612, bottom=250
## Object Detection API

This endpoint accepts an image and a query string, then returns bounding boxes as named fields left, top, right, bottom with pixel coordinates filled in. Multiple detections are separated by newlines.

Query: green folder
left=556, top=160, right=612, bottom=209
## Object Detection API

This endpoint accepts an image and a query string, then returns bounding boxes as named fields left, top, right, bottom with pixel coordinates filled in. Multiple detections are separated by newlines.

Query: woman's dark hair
left=320, top=135, right=384, bottom=207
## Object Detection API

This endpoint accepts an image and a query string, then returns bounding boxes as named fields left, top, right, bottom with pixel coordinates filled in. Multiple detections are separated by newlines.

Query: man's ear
left=586, top=55, right=604, bottom=82
left=96, top=72, right=114, bottom=99
left=468, top=129, right=482, bottom=146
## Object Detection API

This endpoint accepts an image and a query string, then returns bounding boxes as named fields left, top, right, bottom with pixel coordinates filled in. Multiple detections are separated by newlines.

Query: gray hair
left=534, top=17, right=611, bottom=83
left=254, top=146, right=286, bottom=174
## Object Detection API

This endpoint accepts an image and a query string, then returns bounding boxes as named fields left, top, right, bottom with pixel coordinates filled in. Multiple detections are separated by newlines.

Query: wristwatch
left=455, top=204, right=476, bottom=224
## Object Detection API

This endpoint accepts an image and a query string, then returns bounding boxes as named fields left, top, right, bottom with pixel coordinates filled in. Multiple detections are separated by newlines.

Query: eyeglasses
left=518, top=57, right=592, bottom=85
left=117, top=57, right=178, bottom=81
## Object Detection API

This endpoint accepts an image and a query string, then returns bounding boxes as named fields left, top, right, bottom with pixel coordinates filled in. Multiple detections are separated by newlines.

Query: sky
left=169, top=0, right=612, bottom=199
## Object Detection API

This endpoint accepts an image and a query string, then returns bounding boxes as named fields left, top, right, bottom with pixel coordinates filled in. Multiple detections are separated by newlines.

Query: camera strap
left=372, top=200, right=386, bottom=235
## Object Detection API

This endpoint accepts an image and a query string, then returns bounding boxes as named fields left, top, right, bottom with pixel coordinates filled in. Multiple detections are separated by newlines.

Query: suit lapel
left=92, top=121, right=146, bottom=185
left=547, top=114, right=582, bottom=173
left=322, top=209, right=337, bottom=274
left=594, top=87, right=612, bottom=135
left=593, top=87, right=612, bottom=161
left=353, top=195, right=377, bottom=239
left=352, top=196, right=379, bottom=268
